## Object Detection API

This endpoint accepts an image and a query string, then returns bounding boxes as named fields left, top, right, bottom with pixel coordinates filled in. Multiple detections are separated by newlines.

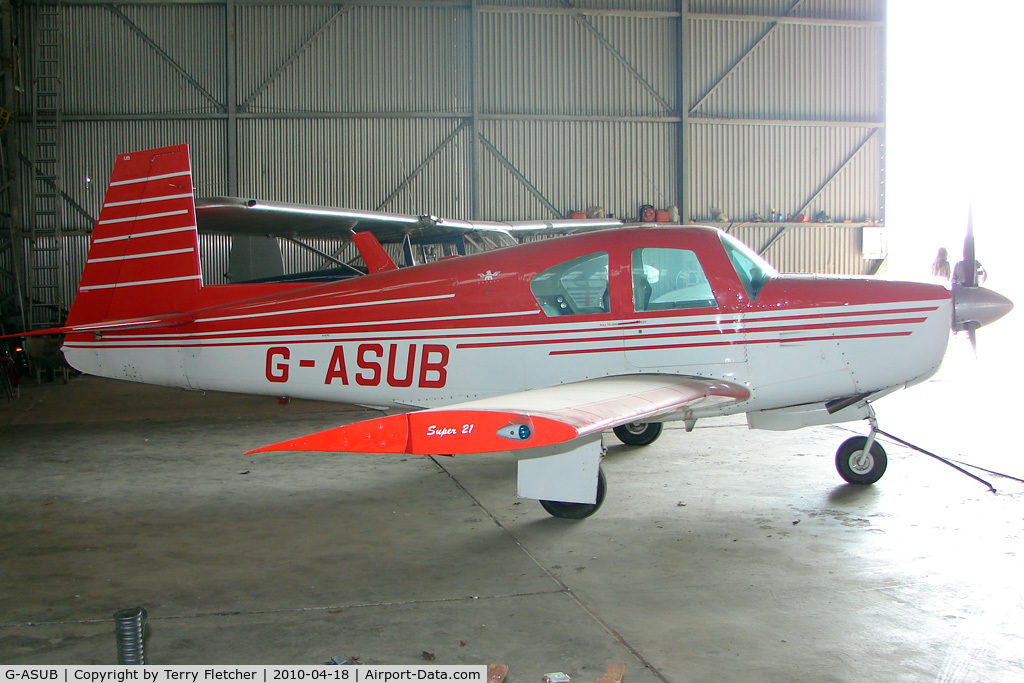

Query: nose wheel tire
left=539, top=468, right=607, bottom=519
left=836, top=436, right=887, bottom=485
left=612, top=422, right=663, bottom=446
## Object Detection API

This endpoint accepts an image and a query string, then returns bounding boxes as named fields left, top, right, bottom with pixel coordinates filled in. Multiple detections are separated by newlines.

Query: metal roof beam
left=61, top=112, right=885, bottom=128
left=64, top=0, right=880, bottom=26
left=477, top=133, right=561, bottom=219
left=559, top=0, right=674, bottom=113
left=757, top=225, right=789, bottom=256
left=238, top=3, right=354, bottom=111
left=690, top=13, right=882, bottom=29
left=469, top=0, right=482, bottom=219
left=792, top=127, right=880, bottom=218
left=106, top=5, right=224, bottom=111
left=61, top=111, right=466, bottom=121
left=225, top=0, right=238, bottom=195
left=691, top=116, right=884, bottom=128
left=481, top=4, right=678, bottom=19
left=688, top=0, right=802, bottom=114
left=63, top=1, right=469, bottom=6
left=375, top=120, right=470, bottom=212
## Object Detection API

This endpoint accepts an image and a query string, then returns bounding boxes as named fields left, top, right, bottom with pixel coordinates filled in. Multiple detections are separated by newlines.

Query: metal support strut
left=862, top=403, right=879, bottom=460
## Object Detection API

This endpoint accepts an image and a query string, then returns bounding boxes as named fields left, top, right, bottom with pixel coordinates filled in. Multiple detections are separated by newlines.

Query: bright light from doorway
left=886, top=0, right=1024, bottom=302
left=885, top=1, right=1021, bottom=458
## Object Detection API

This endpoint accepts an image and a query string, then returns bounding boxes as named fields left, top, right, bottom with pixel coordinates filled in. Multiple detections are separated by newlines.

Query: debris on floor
left=487, top=664, right=508, bottom=683
left=541, top=674, right=571, bottom=683
left=597, top=664, right=625, bottom=683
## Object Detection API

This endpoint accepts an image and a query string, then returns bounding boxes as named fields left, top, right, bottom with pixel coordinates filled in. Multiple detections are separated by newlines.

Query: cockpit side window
left=719, top=233, right=777, bottom=301
left=631, top=248, right=717, bottom=312
left=530, top=252, right=610, bottom=316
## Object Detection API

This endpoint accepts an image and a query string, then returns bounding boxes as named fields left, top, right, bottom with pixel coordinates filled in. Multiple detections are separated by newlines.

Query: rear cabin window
left=531, top=252, right=610, bottom=316
left=631, top=248, right=717, bottom=312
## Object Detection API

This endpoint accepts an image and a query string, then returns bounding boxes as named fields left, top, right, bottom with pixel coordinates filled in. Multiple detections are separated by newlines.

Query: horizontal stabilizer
left=2, top=311, right=195, bottom=340
left=248, top=374, right=749, bottom=455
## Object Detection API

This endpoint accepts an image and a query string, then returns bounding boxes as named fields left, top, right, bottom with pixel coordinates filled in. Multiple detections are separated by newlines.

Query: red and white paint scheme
left=18, top=145, right=1014, bottom=518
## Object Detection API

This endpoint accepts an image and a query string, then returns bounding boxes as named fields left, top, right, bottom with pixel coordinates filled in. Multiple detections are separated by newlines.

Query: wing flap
left=248, top=375, right=749, bottom=455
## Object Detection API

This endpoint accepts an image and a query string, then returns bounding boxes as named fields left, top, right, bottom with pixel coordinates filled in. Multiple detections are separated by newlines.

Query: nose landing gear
left=835, top=407, right=887, bottom=485
left=836, top=435, right=888, bottom=484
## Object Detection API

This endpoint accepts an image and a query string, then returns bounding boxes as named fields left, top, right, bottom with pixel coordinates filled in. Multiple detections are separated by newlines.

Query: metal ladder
left=26, top=0, right=63, bottom=329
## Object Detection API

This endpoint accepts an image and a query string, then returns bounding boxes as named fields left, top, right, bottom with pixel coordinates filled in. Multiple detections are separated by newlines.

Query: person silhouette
left=952, top=259, right=987, bottom=288
left=931, top=247, right=951, bottom=280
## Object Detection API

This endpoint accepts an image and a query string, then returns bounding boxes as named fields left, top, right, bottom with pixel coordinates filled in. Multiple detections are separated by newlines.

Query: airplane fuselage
left=63, top=226, right=952, bottom=426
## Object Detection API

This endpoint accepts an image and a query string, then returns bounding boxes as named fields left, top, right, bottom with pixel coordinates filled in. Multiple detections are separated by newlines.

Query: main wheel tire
left=835, top=436, right=887, bottom=485
left=540, top=469, right=607, bottom=519
left=613, top=422, right=663, bottom=446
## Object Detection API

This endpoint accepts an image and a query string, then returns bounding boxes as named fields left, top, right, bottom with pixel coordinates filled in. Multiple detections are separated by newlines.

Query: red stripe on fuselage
left=68, top=298, right=940, bottom=346
left=63, top=312, right=930, bottom=352
left=552, top=330, right=914, bottom=356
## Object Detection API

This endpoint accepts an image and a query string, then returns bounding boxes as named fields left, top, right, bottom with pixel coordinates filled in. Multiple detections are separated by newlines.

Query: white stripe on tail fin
left=65, top=144, right=202, bottom=326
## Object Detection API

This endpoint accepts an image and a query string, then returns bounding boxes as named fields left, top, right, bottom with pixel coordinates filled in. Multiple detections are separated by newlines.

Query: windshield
left=719, top=232, right=776, bottom=301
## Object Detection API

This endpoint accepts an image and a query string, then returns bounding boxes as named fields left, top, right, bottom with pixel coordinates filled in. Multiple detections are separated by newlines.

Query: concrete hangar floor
left=1, top=339, right=1022, bottom=681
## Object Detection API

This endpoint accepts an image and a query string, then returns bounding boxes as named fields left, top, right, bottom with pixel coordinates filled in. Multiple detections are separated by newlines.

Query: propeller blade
left=962, top=204, right=977, bottom=287
left=966, top=323, right=978, bottom=356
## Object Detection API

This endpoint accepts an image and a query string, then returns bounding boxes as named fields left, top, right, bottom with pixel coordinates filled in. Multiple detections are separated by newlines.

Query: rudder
left=66, top=144, right=202, bottom=326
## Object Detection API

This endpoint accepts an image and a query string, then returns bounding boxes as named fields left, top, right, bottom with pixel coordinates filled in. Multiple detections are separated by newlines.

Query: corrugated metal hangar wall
left=0, top=0, right=885, bottom=329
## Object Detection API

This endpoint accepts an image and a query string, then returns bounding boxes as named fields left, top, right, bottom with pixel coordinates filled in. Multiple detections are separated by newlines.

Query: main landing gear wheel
left=835, top=436, right=887, bottom=485
left=540, top=469, right=607, bottom=519
left=613, top=421, right=663, bottom=446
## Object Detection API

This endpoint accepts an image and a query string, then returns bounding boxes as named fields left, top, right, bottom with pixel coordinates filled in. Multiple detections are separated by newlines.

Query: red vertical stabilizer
left=65, top=144, right=202, bottom=326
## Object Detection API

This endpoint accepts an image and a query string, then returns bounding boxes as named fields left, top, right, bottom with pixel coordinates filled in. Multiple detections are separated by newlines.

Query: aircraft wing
left=248, top=375, right=749, bottom=456
left=195, top=197, right=622, bottom=243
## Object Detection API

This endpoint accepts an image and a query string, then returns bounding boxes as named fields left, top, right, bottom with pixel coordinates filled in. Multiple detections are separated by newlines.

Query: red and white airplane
left=14, top=144, right=1014, bottom=518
